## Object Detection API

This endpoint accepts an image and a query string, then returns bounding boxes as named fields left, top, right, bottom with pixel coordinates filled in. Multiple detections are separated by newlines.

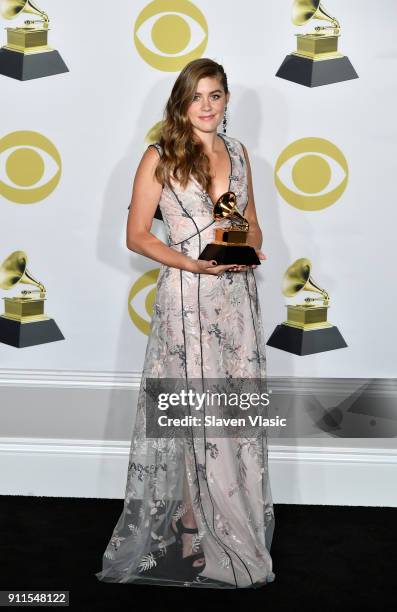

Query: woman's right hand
left=188, top=258, right=239, bottom=275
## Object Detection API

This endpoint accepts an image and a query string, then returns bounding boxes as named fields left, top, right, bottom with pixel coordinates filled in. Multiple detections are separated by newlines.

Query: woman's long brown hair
left=154, top=58, right=229, bottom=192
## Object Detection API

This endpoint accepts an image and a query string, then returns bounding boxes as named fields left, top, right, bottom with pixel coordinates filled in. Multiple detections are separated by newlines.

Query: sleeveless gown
left=95, top=133, right=276, bottom=589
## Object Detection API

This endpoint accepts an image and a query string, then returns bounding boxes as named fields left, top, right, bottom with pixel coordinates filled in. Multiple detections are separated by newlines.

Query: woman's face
left=187, top=75, right=229, bottom=134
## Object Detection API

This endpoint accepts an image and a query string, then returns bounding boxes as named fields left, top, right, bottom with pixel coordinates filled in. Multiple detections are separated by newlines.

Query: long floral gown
left=95, top=133, right=276, bottom=589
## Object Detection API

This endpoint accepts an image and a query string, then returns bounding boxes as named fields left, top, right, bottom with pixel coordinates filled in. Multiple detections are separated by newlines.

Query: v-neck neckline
left=192, top=133, right=233, bottom=208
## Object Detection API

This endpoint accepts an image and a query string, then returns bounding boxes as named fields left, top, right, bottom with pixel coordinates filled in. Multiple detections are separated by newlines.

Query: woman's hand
left=189, top=259, right=239, bottom=275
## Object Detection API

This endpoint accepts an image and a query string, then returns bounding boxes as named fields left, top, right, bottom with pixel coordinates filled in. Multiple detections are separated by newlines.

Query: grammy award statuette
left=198, top=191, right=261, bottom=266
left=266, top=257, right=347, bottom=355
left=0, top=0, right=69, bottom=80
left=276, top=0, right=358, bottom=87
left=0, top=250, right=64, bottom=348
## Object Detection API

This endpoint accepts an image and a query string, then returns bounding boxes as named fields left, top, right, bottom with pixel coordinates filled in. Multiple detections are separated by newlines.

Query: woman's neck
left=193, top=128, right=222, bottom=153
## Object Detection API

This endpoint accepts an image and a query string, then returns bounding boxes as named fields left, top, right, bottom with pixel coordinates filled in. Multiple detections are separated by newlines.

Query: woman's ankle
left=181, top=516, right=197, bottom=529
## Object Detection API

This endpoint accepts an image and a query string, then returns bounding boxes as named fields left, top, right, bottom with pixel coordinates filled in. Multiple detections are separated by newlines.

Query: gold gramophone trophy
left=198, top=191, right=261, bottom=265
left=276, top=0, right=358, bottom=87
left=266, top=257, right=347, bottom=355
left=0, top=250, right=64, bottom=347
left=0, top=0, right=68, bottom=80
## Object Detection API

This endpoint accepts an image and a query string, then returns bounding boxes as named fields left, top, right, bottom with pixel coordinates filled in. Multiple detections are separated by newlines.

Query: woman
left=95, top=58, right=275, bottom=589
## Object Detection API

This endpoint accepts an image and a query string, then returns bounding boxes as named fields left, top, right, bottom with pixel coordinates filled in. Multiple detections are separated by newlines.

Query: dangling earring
left=222, top=106, right=227, bottom=134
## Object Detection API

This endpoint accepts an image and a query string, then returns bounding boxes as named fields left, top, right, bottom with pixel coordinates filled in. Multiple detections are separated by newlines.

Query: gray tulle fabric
left=95, top=134, right=276, bottom=588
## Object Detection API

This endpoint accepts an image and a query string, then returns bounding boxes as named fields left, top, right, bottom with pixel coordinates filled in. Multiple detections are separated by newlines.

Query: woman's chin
left=194, top=123, right=219, bottom=133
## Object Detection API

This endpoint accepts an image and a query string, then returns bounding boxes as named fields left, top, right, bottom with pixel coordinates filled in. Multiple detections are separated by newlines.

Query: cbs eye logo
left=274, top=137, right=348, bottom=211
left=134, top=0, right=208, bottom=71
left=128, top=268, right=160, bottom=335
left=0, top=131, right=61, bottom=204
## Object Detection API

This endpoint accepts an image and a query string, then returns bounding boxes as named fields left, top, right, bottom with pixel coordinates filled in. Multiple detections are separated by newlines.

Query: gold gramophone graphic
left=198, top=191, right=261, bottom=265
left=0, top=250, right=64, bottom=347
left=0, top=0, right=68, bottom=80
left=266, top=257, right=347, bottom=355
left=276, top=0, right=358, bottom=87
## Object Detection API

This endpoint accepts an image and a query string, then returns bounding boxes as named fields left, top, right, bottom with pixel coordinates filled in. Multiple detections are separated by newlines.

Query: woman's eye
left=192, top=94, right=221, bottom=101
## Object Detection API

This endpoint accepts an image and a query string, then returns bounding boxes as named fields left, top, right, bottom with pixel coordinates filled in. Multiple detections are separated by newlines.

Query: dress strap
left=147, top=142, right=163, bottom=157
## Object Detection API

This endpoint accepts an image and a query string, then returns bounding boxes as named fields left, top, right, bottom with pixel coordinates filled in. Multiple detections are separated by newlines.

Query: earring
left=222, top=106, right=227, bottom=134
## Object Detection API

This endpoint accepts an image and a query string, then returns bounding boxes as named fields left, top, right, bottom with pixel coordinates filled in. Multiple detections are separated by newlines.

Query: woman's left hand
left=231, top=249, right=267, bottom=272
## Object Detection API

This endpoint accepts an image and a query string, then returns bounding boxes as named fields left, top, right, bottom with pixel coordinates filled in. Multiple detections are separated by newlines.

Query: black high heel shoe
left=171, top=517, right=206, bottom=581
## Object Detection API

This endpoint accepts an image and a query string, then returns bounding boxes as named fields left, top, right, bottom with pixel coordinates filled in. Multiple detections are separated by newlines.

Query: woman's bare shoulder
left=138, top=144, right=162, bottom=172
left=146, top=142, right=163, bottom=157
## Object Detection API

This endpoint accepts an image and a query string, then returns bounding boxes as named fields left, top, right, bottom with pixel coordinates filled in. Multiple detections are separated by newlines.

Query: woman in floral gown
left=95, top=58, right=276, bottom=589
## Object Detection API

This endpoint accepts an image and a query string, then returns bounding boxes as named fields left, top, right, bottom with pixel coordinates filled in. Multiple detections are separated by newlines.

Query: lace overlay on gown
left=95, top=133, right=276, bottom=589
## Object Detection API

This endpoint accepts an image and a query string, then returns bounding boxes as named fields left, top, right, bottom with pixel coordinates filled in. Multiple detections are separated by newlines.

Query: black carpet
left=1, top=496, right=396, bottom=611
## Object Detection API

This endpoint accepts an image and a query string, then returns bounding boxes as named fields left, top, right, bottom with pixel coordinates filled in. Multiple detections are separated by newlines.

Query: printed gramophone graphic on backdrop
left=0, top=0, right=68, bottom=80
left=276, top=0, right=358, bottom=87
left=0, top=250, right=64, bottom=348
left=198, top=191, right=261, bottom=265
left=266, top=257, right=347, bottom=355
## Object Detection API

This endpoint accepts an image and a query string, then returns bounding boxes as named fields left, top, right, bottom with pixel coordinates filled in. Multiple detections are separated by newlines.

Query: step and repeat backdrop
left=0, top=0, right=395, bottom=378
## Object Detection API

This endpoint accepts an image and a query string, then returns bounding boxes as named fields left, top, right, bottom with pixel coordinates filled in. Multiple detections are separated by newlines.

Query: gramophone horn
left=213, top=192, right=248, bottom=228
left=0, top=250, right=45, bottom=292
left=213, top=192, right=237, bottom=218
left=282, top=257, right=328, bottom=299
left=0, top=0, right=49, bottom=23
left=292, top=0, right=339, bottom=29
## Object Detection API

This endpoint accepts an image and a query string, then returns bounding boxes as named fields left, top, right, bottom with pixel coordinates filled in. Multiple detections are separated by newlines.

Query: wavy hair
left=154, top=58, right=229, bottom=191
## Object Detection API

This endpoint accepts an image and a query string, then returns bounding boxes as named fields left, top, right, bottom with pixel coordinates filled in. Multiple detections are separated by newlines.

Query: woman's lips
left=199, top=115, right=215, bottom=120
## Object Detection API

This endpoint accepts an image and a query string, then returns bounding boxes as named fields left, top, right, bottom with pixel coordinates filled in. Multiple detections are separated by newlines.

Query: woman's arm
left=240, top=143, right=264, bottom=251
left=126, top=147, right=192, bottom=270
left=126, top=147, right=238, bottom=275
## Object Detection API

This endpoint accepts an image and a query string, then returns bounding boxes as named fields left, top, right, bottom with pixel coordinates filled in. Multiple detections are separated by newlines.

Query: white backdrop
left=0, top=0, right=396, bottom=379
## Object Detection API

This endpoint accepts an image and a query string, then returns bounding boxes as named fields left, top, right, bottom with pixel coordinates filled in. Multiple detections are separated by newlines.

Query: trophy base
left=266, top=323, right=347, bottom=355
left=199, top=243, right=261, bottom=265
left=0, top=315, right=65, bottom=348
left=275, top=53, right=358, bottom=87
left=0, top=47, right=69, bottom=81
